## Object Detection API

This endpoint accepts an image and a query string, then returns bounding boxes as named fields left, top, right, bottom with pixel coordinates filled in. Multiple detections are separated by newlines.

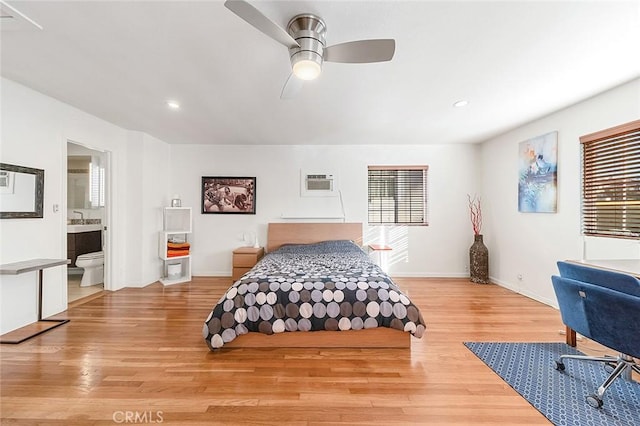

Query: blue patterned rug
left=464, top=342, right=640, bottom=426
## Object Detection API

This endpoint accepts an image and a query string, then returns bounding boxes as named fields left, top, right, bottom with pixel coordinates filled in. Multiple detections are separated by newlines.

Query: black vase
left=469, top=234, right=489, bottom=284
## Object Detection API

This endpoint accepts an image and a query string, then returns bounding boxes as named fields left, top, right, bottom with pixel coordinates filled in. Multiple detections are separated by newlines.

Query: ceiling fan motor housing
left=287, top=14, right=326, bottom=79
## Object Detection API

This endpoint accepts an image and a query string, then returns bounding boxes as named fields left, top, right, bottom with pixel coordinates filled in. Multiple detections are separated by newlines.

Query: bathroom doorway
left=67, top=142, right=110, bottom=303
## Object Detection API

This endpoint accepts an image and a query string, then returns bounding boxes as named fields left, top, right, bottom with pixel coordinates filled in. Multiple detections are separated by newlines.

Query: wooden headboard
left=267, top=223, right=363, bottom=252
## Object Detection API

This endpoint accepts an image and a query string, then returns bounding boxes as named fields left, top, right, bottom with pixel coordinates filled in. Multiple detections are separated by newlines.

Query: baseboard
left=192, top=271, right=469, bottom=279
left=490, top=276, right=558, bottom=308
left=389, top=272, right=469, bottom=278
left=192, top=270, right=230, bottom=277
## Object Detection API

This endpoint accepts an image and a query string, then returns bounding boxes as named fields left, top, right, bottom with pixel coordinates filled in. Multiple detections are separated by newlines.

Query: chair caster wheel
left=586, top=394, right=603, bottom=408
left=554, top=361, right=565, bottom=371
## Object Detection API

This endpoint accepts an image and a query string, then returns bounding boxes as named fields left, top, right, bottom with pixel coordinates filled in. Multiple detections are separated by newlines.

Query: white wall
left=122, top=132, right=170, bottom=287
left=169, top=143, right=481, bottom=277
left=480, top=78, right=640, bottom=306
left=0, top=76, right=479, bottom=335
left=0, top=78, right=169, bottom=334
left=4, top=73, right=636, bottom=336
left=141, top=134, right=171, bottom=285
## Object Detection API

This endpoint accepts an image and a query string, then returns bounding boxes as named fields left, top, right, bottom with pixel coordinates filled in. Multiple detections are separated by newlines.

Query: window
left=368, top=166, right=428, bottom=225
left=580, top=119, right=640, bottom=238
left=89, top=160, right=105, bottom=208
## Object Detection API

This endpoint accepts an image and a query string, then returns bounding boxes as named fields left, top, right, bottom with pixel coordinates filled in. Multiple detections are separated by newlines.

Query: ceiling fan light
left=292, top=59, right=321, bottom=80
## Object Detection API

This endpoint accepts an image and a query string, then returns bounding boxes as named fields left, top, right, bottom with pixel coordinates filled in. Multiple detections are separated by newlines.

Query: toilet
left=75, top=251, right=104, bottom=287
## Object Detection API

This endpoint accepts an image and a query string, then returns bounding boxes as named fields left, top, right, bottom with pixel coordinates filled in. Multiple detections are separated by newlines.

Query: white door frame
left=64, top=140, right=113, bottom=293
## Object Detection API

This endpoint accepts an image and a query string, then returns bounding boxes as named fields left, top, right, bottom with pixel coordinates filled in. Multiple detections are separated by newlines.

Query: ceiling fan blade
left=281, top=73, right=304, bottom=100
left=324, top=39, right=396, bottom=63
left=224, top=0, right=299, bottom=49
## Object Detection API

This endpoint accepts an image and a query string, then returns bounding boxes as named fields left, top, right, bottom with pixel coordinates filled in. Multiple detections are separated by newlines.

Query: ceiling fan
left=224, top=0, right=396, bottom=99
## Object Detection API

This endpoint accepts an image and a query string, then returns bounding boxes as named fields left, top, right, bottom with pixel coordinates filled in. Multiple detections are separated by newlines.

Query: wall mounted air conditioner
left=300, top=170, right=338, bottom=197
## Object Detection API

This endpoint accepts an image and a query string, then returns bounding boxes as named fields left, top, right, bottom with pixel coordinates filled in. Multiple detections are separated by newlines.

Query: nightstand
left=232, top=247, right=264, bottom=281
left=368, top=244, right=392, bottom=271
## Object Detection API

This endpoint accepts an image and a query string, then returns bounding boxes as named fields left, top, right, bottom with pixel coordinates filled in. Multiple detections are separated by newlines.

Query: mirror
left=67, top=156, right=90, bottom=209
left=67, top=154, right=105, bottom=209
left=0, top=163, right=44, bottom=219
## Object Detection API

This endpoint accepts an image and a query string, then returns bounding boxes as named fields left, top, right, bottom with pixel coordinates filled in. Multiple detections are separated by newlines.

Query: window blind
left=368, top=166, right=428, bottom=225
left=89, top=161, right=105, bottom=208
left=580, top=119, right=640, bottom=238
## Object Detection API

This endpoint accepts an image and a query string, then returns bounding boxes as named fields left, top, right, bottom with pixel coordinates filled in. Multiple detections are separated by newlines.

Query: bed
left=203, top=223, right=426, bottom=350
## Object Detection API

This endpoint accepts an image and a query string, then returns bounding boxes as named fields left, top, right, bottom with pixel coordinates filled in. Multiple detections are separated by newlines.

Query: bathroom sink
left=67, top=224, right=102, bottom=233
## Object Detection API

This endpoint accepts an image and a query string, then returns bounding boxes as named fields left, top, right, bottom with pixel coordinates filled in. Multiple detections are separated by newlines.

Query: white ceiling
left=1, top=0, right=639, bottom=146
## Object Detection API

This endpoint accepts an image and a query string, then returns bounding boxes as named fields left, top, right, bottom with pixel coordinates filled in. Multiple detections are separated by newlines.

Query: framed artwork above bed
left=202, top=176, right=256, bottom=214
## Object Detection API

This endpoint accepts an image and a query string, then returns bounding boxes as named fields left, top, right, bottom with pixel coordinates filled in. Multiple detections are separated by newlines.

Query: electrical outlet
left=517, top=273, right=523, bottom=281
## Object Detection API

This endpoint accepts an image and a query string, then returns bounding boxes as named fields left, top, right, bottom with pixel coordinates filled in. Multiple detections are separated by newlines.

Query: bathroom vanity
left=67, top=225, right=102, bottom=266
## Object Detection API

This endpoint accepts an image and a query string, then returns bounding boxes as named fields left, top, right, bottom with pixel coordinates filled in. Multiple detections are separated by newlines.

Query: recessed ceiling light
left=453, top=100, right=469, bottom=108
left=166, top=100, right=180, bottom=110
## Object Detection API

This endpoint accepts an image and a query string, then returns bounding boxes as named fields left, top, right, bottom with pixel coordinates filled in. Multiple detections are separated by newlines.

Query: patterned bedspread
left=203, top=240, right=426, bottom=350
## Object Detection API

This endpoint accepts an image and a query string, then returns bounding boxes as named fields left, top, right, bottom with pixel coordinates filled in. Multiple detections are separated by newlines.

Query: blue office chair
left=552, top=261, right=640, bottom=408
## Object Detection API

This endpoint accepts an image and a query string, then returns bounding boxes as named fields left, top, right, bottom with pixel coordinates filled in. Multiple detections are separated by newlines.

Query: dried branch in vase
left=468, top=194, right=482, bottom=235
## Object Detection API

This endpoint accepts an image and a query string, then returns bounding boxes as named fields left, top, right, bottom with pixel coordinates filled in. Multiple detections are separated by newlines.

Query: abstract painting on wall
left=518, top=131, right=558, bottom=213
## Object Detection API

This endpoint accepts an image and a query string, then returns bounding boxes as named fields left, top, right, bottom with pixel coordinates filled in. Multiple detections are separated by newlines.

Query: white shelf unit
left=159, top=207, right=192, bottom=285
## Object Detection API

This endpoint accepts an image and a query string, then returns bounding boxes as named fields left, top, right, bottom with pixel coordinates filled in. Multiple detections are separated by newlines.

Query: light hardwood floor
left=0, top=277, right=610, bottom=425
left=68, top=273, right=104, bottom=303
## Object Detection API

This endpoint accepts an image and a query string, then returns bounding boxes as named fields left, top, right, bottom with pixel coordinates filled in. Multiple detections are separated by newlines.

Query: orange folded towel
left=167, top=249, right=190, bottom=257
left=167, top=242, right=190, bottom=249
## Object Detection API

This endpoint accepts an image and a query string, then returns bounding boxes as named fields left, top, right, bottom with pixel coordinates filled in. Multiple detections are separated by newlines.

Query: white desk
left=0, top=258, right=70, bottom=344
left=563, top=259, right=640, bottom=346
left=567, top=259, right=640, bottom=278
